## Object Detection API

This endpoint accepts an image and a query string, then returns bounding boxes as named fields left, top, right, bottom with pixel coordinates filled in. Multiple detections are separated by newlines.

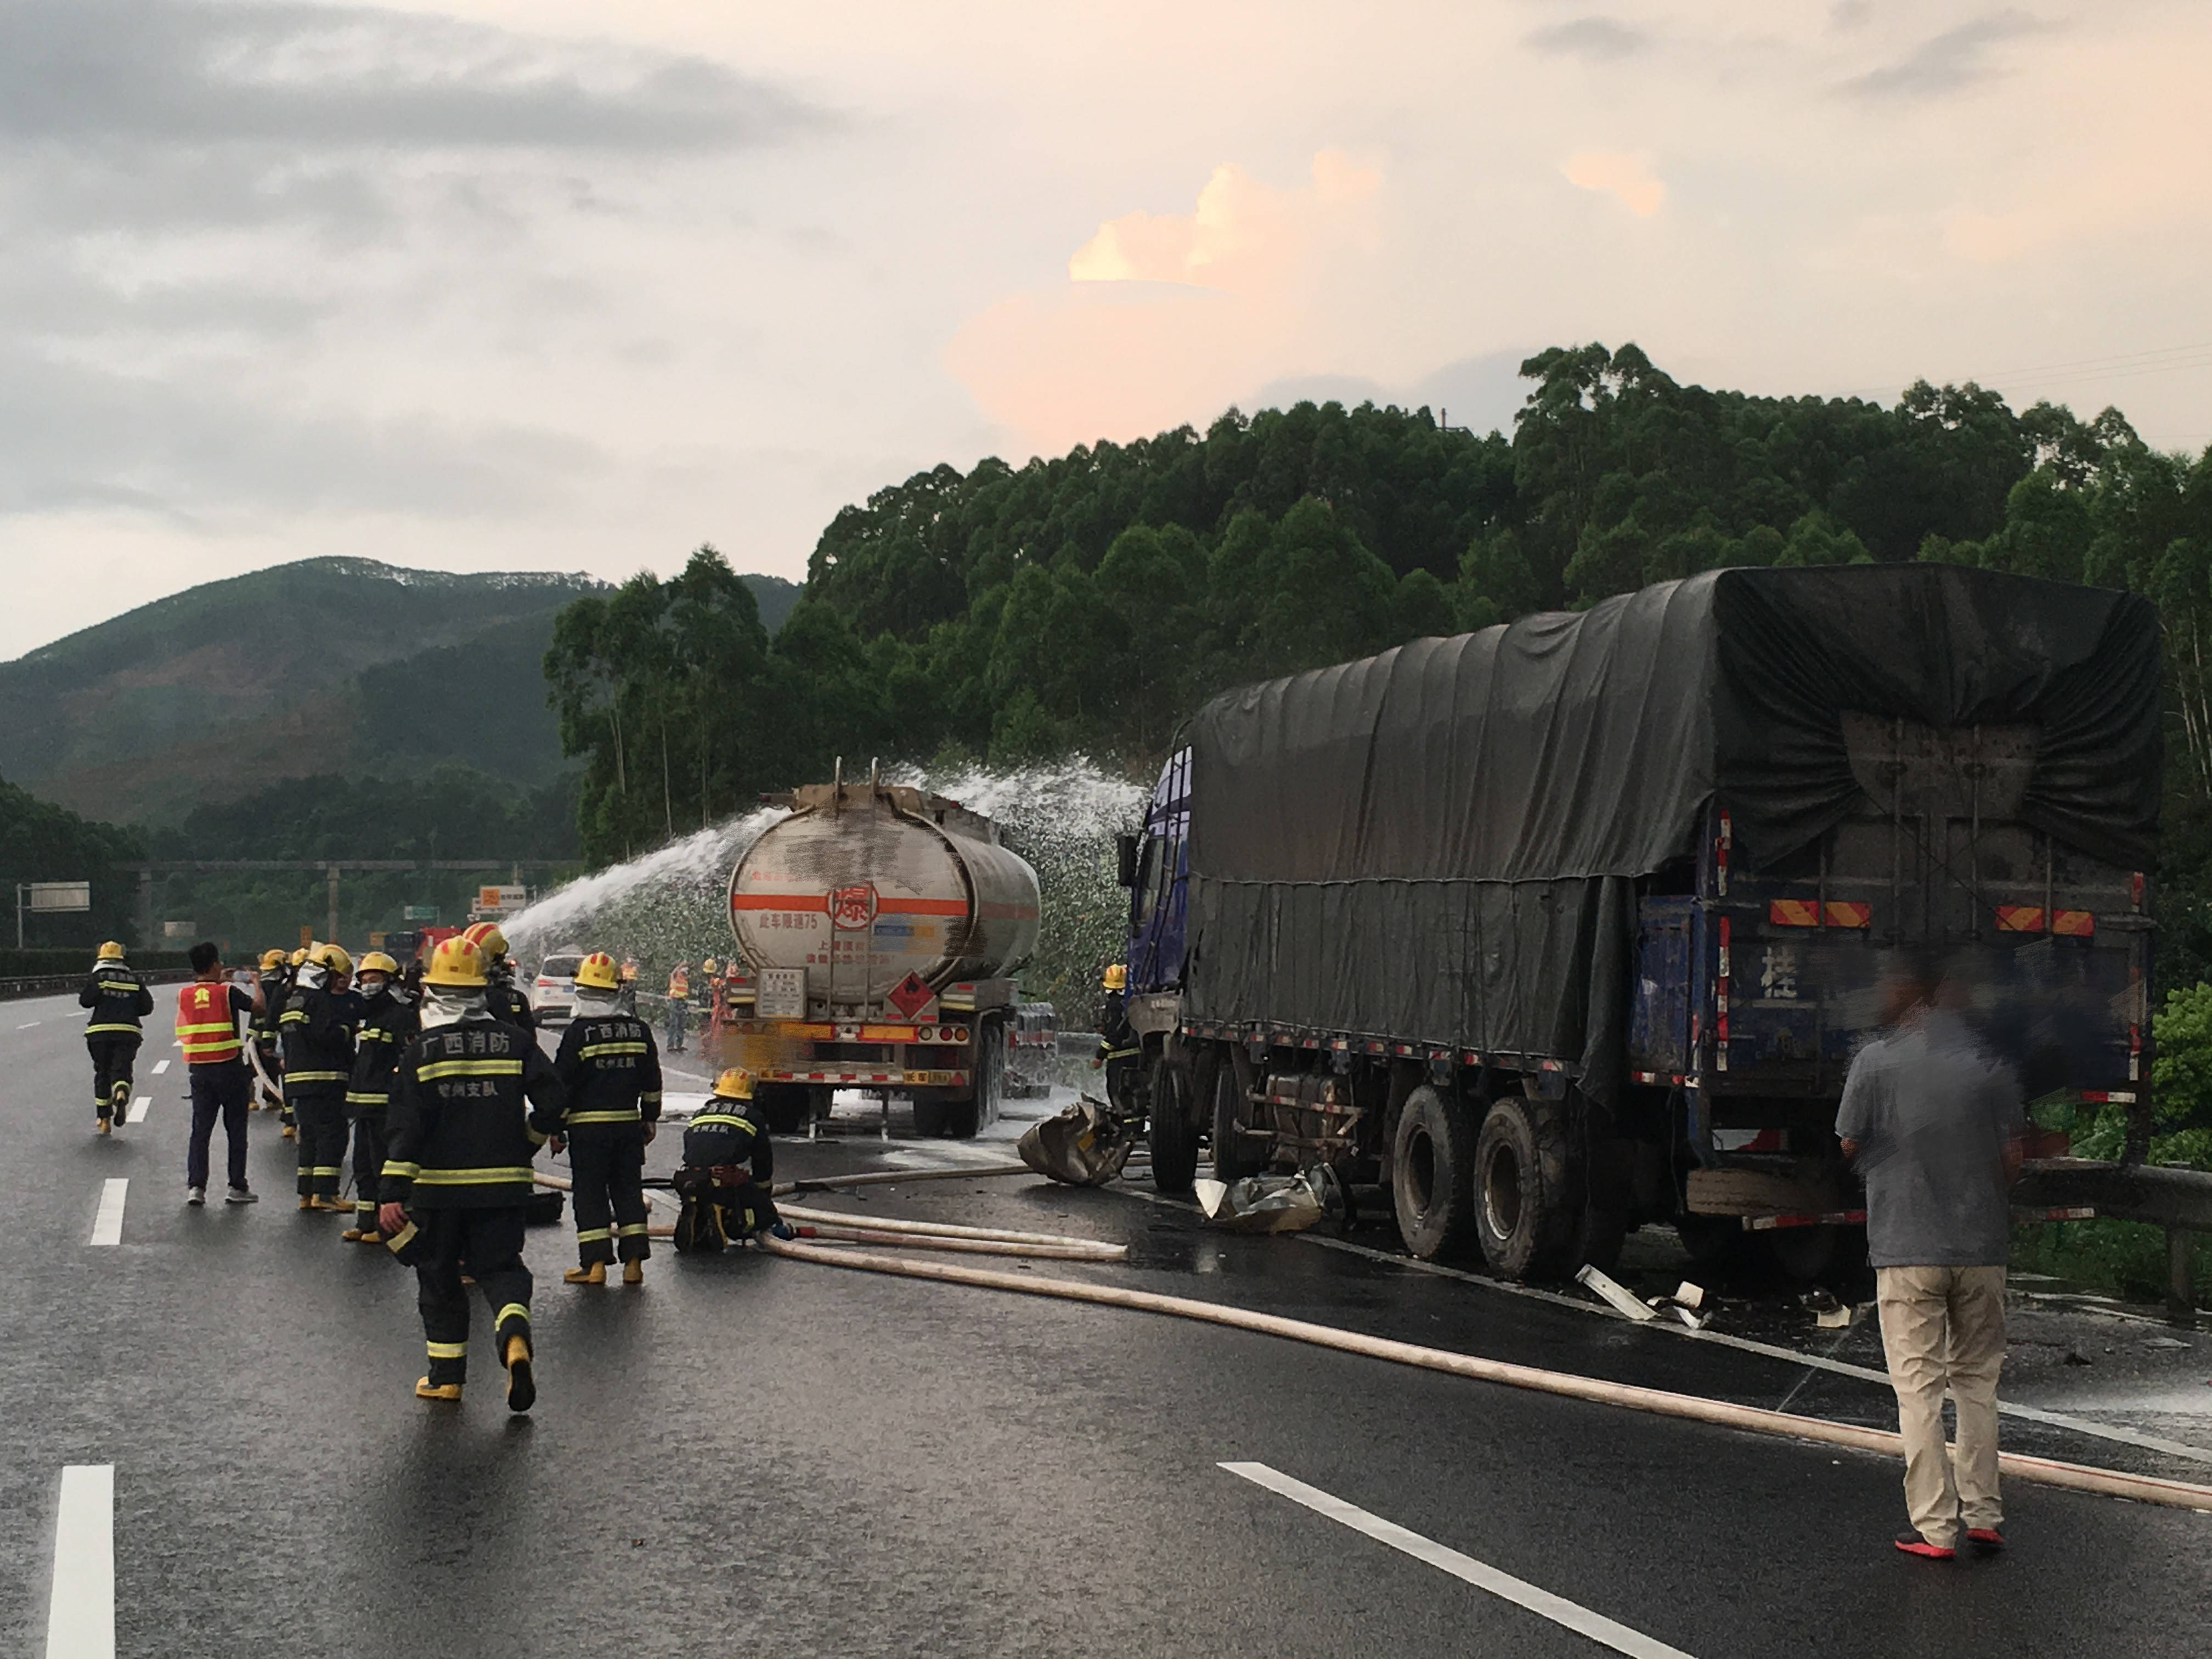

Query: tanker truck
left=719, top=772, right=1041, bottom=1137
left=1124, top=565, right=2159, bottom=1282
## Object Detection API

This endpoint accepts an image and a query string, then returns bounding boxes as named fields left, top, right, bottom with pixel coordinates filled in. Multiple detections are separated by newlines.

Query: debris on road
left=1017, top=1097, right=1137, bottom=1185
left=1194, top=1172, right=1327, bottom=1233
left=1577, top=1262, right=1661, bottom=1322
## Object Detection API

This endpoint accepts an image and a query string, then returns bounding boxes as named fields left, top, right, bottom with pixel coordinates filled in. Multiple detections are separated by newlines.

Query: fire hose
left=528, top=1175, right=2212, bottom=1514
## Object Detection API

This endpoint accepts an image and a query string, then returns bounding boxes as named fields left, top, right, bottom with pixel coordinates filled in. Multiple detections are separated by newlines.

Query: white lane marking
left=88, top=1181, right=127, bottom=1247
left=44, top=1463, right=115, bottom=1658
left=151, top=1060, right=170, bottom=1075
left=1221, top=1463, right=1694, bottom=1659
left=19, top=1020, right=41, bottom=1029
left=125, top=1096, right=150, bottom=1125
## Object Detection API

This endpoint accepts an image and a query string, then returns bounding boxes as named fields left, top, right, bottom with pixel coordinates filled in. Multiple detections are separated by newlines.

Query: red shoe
left=1895, top=1531, right=1956, bottom=1560
left=1966, top=1528, right=2005, bottom=1555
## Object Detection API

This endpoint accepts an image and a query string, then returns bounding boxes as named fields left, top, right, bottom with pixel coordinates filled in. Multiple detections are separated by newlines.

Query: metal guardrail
left=0, top=968, right=194, bottom=1002
left=2017, top=1158, right=2212, bottom=1324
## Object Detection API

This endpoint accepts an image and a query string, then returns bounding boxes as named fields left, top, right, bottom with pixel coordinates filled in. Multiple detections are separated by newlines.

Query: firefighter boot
left=623, top=1259, right=644, bottom=1286
left=414, top=1378, right=462, bottom=1402
left=110, top=1081, right=130, bottom=1125
left=504, top=1334, right=535, bottom=1413
left=563, top=1262, right=605, bottom=1285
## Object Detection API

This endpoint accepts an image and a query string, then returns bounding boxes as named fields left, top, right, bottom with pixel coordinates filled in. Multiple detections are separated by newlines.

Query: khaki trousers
left=1875, top=1264, right=2007, bottom=1547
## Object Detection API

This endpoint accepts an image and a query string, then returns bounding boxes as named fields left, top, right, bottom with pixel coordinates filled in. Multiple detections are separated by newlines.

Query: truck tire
left=1472, top=1095, right=1580, bottom=1279
left=1148, top=1054, right=1199, bottom=1193
left=911, top=1096, right=947, bottom=1137
left=942, top=1028, right=1000, bottom=1139
left=755, top=1082, right=809, bottom=1136
left=1210, top=1056, right=1265, bottom=1182
left=810, top=1086, right=835, bottom=1122
left=1391, top=1085, right=1477, bottom=1261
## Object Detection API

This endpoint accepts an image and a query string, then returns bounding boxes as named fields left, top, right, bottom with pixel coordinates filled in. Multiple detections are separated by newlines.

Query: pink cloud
left=1561, top=150, right=1667, bottom=217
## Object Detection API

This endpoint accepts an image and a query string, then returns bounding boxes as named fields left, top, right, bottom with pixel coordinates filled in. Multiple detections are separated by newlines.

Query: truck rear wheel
left=911, top=1096, right=947, bottom=1137
left=1472, top=1095, right=1579, bottom=1279
left=754, top=1082, right=809, bottom=1136
left=1210, top=1056, right=1265, bottom=1182
left=941, top=1026, right=1001, bottom=1139
left=1391, top=1085, right=1476, bottom=1260
left=1148, top=1055, right=1199, bottom=1193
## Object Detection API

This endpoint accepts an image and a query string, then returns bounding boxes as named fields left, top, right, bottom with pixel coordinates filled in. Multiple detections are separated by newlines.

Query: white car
left=532, top=947, right=586, bottom=1023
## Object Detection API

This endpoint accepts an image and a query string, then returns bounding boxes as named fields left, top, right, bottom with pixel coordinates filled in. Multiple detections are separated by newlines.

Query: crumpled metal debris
left=1018, top=1097, right=1136, bottom=1186
left=1193, top=1172, right=1328, bottom=1234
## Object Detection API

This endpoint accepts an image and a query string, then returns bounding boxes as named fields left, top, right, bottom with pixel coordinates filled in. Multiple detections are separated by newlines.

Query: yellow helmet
left=574, top=951, right=620, bottom=990
left=357, top=950, right=398, bottom=977
left=259, top=949, right=286, bottom=970
left=1101, top=963, right=1127, bottom=991
left=289, top=947, right=308, bottom=966
left=425, top=935, right=488, bottom=988
left=462, top=921, right=507, bottom=960
left=97, top=940, right=126, bottom=962
left=712, top=1066, right=755, bottom=1102
left=311, top=942, right=353, bottom=976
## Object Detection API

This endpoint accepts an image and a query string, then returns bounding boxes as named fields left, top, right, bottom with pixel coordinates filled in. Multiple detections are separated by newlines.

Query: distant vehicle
left=721, top=766, right=1041, bottom=1136
left=533, top=947, right=585, bottom=1023
left=1124, top=565, right=2158, bottom=1284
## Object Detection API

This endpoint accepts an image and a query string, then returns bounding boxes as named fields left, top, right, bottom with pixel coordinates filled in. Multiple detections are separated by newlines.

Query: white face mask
left=420, top=985, right=488, bottom=1029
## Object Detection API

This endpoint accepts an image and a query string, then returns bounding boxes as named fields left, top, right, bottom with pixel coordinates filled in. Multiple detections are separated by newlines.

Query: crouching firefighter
left=81, top=941, right=154, bottom=1135
left=672, top=1069, right=787, bottom=1253
left=551, top=951, right=662, bottom=1286
left=282, top=943, right=357, bottom=1211
left=376, top=934, right=565, bottom=1410
left=341, top=951, right=417, bottom=1244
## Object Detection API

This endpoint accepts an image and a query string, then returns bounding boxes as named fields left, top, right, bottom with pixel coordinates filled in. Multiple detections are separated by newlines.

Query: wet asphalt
left=4, top=993, right=2210, bottom=1658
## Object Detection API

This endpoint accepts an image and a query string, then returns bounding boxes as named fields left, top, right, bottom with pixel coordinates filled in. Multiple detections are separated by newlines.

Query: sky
left=3, top=0, right=2210, bottom=659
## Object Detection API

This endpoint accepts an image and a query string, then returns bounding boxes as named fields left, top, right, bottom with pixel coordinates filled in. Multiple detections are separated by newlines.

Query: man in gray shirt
left=1837, top=966, right=2024, bottom=1561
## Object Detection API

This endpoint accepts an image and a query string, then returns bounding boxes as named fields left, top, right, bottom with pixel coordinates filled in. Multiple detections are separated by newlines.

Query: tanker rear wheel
left=911, top=1096, right=948, bottom=1137
left=941, top=1025, right=1002, bottom=1139
left=754, top=1082, right=809, bottom=1137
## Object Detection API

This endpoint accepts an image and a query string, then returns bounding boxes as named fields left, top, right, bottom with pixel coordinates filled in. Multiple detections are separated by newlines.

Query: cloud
left=1562, top=150, right=1667, bottom=216
left=950, top=151, right=1384, bottom=453
left=0, top=0, right=819, bottom=154
left=1842, top=10, right=2047, bottom=99
left=1525, top=17, right=1654, bottom=63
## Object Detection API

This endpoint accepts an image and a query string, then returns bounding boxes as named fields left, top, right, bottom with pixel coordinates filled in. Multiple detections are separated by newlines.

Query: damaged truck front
left=1122, top=565, right=2161, bottom=1282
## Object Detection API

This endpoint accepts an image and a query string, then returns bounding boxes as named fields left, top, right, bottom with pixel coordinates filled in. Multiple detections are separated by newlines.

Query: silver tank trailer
left=729, top=780, right=1040, bottom=1011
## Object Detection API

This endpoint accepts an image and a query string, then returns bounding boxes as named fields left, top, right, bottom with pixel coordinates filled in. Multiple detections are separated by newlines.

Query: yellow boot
left=414, top=1377, right=462, bottom=1402
left=503, top=1334, right=535, bottom=1413
left=281, top=1122, right=296, bottom=1140
left=622, top=1260, right=644, bottom=1286
left=298, top=1195, right=315, bottom=1211
left=563, top=1262, right=605, bottom=1285
left=95, top=1116, right=111, bottom=1136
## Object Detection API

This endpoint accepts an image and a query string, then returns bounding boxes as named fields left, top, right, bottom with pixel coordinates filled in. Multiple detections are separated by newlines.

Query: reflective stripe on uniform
left=578, top=1041, right=648, bottom=1060
left=426, top=1341, right=467, bottom=1359
left=279, top=1010, right=309, bottom=1024
left=565, top=1109, right=640, bottom=1125
left=417, top=1058, right=524, bottom=1081
left=690, top=1112, right=759, bottom=1135
left=640, top=1091, right=663, bottom=1106
left=84, top=1023, right=142, bottom=1035
left=616, top=1222, right=648, bottom=1238
left=411, top=1166, right=534, bottom=1186
left=384, top=1221, right=418, bottom=1254
left=382, top=1160, right=421, bottom=1180
left=495, top=1302, right=529, bottom=1327
left=574, top=1227, right=612, bottom=1243
left=345, top=1090, right=390, bottom=1107
left=307, top=1165, right=343, bottom=1178
left=284, top=1070, right=345, bottom=1084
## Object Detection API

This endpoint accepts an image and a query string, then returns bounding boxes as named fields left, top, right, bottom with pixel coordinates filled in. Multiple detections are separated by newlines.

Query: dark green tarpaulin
left=1183, top=565, right=2159, bottom=1097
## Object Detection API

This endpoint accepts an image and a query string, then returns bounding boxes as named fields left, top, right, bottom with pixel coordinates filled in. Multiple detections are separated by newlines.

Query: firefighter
left=79, top=941, right=153, bottom=1136
left=617, top=953, right=640, bottom=1014
left=281, top=943, right=358, bottom=1211
left=670, top=1068, right=788, bottom=1252
left=376, top=934, right=565, bottom=1409
left=251, top=948, right=289, bottom=1113
left=1092, top=963, right=1142, bottom=1113
left=340, top=951, right=417, bottom=1244
left=276, top=946, right=310, bottom=1136
left=464, top=921, right=535, bottom=1031
left=663, top=961, right=690, bottom=1053
left=550, top=951, right=662, bottom=1285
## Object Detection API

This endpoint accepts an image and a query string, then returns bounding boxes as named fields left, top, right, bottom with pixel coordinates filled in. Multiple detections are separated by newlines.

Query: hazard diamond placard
left=887, top=972, right=934, bottom=1019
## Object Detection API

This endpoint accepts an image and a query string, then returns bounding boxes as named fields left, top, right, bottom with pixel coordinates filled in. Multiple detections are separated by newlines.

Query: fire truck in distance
left=719, top=771, right=1041, bottom=1136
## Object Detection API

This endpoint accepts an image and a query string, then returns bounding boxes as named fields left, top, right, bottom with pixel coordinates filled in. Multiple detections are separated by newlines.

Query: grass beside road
left=2012, top=1218, right=2212, bottom=1305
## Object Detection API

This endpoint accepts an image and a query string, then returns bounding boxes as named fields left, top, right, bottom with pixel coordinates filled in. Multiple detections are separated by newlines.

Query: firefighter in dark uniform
left=1091, top=963, right=1142, bottom=1114
left=377, top=934, right=565, bottom=1409
left=80, top=941, right=154, bottom=1135
left=281, top=942, right=358, bottom=1211
left=672, top=1068, right=788, bottom=1252
left=550, top=951, right=662, bottom=1285
left=275, top=946, right=308, bottom=1136
left=251, top=948, right=289, bottom=1113
left=464, top=921, right=536, bottom=1032
left=341, top=950, right=417, bottom=1244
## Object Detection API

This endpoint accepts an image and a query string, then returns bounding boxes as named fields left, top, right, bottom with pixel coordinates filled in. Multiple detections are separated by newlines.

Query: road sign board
left=27, top=881, right=90, bottom=912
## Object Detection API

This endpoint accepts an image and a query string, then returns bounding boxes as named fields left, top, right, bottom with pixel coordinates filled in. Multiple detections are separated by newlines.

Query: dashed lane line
left=125, top=1096, right=150, bottom=1125
left=88, top=1180, right=127, bottom=1247
left=44, top=1463, right=114, bottom=1658
left=150, top=1060, right=170, bottom=1075
left=1221, top=1462, right=1694, bottom=1659
left=18, top=1020, right=42, bottom=1029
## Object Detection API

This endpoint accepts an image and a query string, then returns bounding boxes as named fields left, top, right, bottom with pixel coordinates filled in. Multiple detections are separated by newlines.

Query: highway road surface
left=4, top=991, right=2209, bottom=1657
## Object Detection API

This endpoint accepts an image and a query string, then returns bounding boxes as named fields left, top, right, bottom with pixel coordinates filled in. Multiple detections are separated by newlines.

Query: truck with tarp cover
left=1121, top=565, right=2160, bottom=1280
